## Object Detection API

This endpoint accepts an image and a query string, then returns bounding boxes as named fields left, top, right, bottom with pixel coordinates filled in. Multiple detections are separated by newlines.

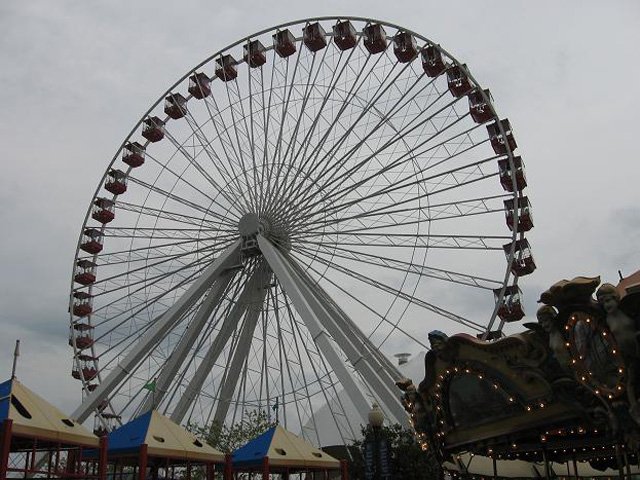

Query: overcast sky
left=1, top=0, right=638, bottom=416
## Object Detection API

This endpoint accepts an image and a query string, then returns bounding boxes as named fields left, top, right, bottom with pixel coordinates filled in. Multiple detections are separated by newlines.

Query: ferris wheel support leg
left=138, top=271, right=235, bottom=415
left=258, top=235, right=372, bottom=426
left=290, top=264, right=403, bottom=383
left=71, top=241, right=242, bottom=423
left=170, top=262, right=269, bottom=424
left=213, top=265, right=272, bottom=424
left=284, top=258, right=409, bottom=427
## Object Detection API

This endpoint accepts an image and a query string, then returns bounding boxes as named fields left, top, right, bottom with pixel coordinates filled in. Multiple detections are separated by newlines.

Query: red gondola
left=80, top=228, right=103, bottom=254
left=122, top=141, right=146, bottom=168
left=86, top=383, right=99, bottom=392
left=273, top=29, right=296, bottom=58
left=421, top=45, right=446, bottom=77
left=72, top=354, right=98, bottom=381
left=504, top=196, right=533, bottom=232
left=105, top=169, right=127, bottom=195
left=92, top=197, right=115, bottom=224
left=188, top=72, right=211, bottom=99
left=74, top=259, right=97, bottom=286
left=503, top=239, right=536, bottom=276
left=487, top=119, right=517, bottom=155
left=215, top=55, right=237, bottom=81
left=244, top=40, right=267, bottom=67
left=393, top=31, right=418, bottom=63
left=333, top=20, right=357, bottom=51
left=303, top=22, right=327, bottom=52
left=447, top=64, right=471, bottom=98
left=164, top=93, right=188, bottom=119
left=72, top=291, right=93, bottom=317
left=363, top=23, right=387, bottom=54
left=494, top=285, right=525, bottom=322
left=497, top=156, right=527, bottom=192
left=70, top=322, right=94, bottom=349
left=142, top=116, right=165, bottom=142
left=468, top=89, right=494, bottom=124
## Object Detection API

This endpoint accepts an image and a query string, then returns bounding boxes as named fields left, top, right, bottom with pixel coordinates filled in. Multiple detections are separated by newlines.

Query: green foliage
left=349, top=423, right=443, bottom=480
left=187, top=410, right=277, bottom=454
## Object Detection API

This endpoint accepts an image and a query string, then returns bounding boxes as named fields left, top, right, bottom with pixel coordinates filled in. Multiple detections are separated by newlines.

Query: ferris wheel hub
left=238, top=213, right=268, bottom=237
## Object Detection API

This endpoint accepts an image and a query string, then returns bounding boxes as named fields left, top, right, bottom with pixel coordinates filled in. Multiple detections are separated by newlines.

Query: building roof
left=618, top=269, right=640, bottom=296
left=0, top=378, right=99, bottom=446
left=106, top=410, right=224, bottom=462
left=232, top=425, right=341, bottom=469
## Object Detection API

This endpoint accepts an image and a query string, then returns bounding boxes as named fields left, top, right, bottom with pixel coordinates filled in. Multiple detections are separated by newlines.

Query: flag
left=272, top=397, right=279, bottom=412
left=143, top=379, right=156, bottom=392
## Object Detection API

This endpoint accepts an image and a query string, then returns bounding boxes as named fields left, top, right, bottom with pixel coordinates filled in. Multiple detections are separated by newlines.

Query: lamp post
left=368, top=403, right=384, bottom=480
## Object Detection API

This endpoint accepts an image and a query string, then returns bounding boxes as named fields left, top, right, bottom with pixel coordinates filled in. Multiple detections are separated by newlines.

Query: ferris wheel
left=68, top=17, right=535, bottom=444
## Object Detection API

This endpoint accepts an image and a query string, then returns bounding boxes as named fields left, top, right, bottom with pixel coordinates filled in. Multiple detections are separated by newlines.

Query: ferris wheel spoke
left=281, top=287, right=357, bottom=443
left=161, top=114, right=252, bottom=215
left=297, top=242, right=502, bottom=290
left=170, top=262, right=267, bottom=423
left=160, top=271, right=247, bottom=416
left=280, top=52, right=421, bottom=217
left=277, top=246, right=409, bottom=425
left=294, top=100, right=472, bottom=222
left=87, top=242, right=226, bottom=298
left=72, top=241, right=241, bottom=423
left=290, top=244, right=485, bottom=332
left=87, top=260, right=223, bottom=338
left=297, top=231, right=509, bottom=251
left=137, top=270, right=236, bottom=414
left=93, top=235, right=235, bottom=267
left=299, top=192, right=508, bottom=236
left=261, top=47, right=304, bottom=217
left=262, top=41, right=343, bottom=220
left=274, top=47, right=393, bottom=217
left=297, top=152, right=497, bottom=231
left=123, top=174, right=239, bottom=226
left=185, top=99, right=254, bottom=214
left=259, top=234, right=377, bottom=425
left=142, top=146, right=244, bottom=221
left=213, top=263, right=271, bottom=424
left=270, top=42, right=367, bottom=216
left=219, top=79, right=260, bottom=212
left=293, top=253, right=430, bottom=352
left=101, top=227, right=215, bottom=240
left=301, top=132, right=493, bottom=229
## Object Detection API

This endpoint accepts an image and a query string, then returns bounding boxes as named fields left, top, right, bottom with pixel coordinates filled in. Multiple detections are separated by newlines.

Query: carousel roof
left=106, top=410, right=224, bottom=462
left=232, top=425, right=341, bottom=469
left=0, top=378, right=99, bottom=446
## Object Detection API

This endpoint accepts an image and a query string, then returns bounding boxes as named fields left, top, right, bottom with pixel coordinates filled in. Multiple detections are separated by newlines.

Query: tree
left=187, top=410, right=277, bottom=454
left=349, top=423, right=443, bottom=480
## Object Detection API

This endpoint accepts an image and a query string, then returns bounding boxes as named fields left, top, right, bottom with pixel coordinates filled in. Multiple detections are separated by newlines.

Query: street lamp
left=368, top=404, right=384, bottom=480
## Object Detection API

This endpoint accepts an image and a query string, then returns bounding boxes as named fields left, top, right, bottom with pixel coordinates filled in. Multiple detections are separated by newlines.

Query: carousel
left=400, top=272, right=640, bottom=479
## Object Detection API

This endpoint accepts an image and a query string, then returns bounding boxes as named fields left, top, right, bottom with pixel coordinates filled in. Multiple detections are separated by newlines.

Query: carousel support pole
left=340, top=459, right=348, bottom=480
left=624, top=449, right=632, bottom=479
left=138, top=444, right=148, bottom=480
left=572, top=454, right=579, bottom=480
left=224, top=453, right=233, bottom=480
left=0, top=419, right=13, bottom=480
left=615, top=444, right=625, bottom=479
left=98, top=436, right=108, bottom=480
left=542, top=449, right=550, bottom=480
left=492, top=455, right=498, bottom=479
left=262, top=456, right=269, bottom=480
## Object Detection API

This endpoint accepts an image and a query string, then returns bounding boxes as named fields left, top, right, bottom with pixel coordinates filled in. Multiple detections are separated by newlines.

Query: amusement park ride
left=62, top=14, right=640, bottom=479
left=67, top=16, right=534, bottom=448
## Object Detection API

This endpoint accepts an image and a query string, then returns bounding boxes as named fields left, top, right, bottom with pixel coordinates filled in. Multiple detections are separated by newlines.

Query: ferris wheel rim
left=67, top=16, right=530, bottom=436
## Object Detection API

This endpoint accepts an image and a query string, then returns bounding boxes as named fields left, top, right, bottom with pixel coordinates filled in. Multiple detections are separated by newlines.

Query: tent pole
left=98, top=436, right=108, bottom=480
left=262, top=456, right=270, bottom=480
left=0, top=419, right=13, bottom=480
left=138, top=444, right=148, bottom=480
